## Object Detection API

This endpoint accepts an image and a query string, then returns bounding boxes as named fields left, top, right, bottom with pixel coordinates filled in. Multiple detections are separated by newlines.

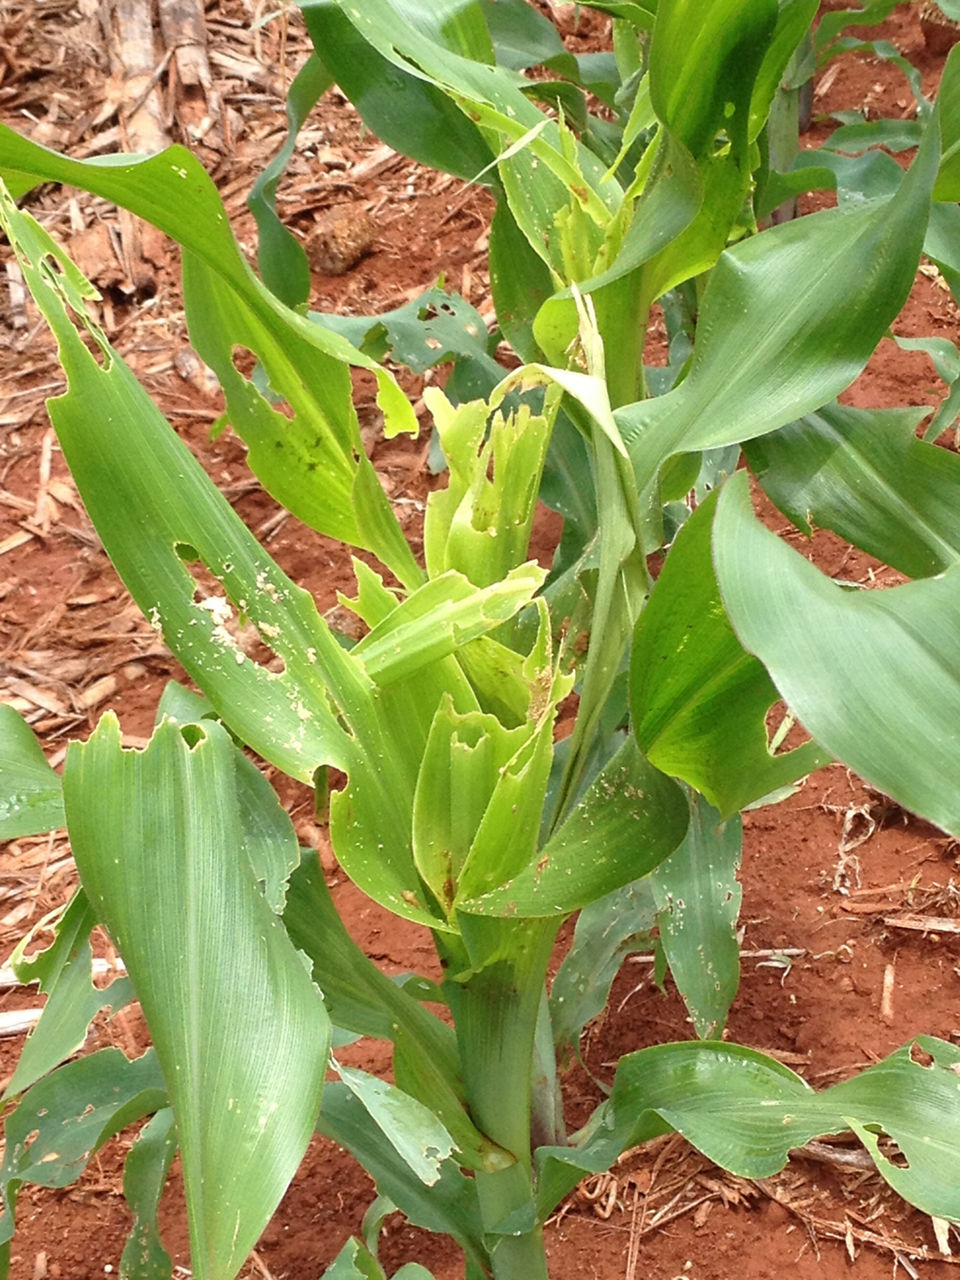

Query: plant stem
left=441, top=916, right=560, bottom=1279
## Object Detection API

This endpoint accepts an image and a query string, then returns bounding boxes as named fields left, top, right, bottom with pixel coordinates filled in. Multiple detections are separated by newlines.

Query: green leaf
left=650, top=793, right=742, bottom=1039
left=650, top=0, right=777, bottom=159
left=616, top=111, right=941, bottom=497
left=249, top=53, right=333, bottom=306
left=0, top=126, right=420, bottom=588
left=488, top=201, right=554, bottom=361
left=120, top=1110, right=178, bottom=1280
left=826, top=118, right=923, bottom=153
left=934, top=47, right=960, bottom=201
left=714, top=472, right=960, bottom=839
left=609, top=1038, right=960, bottom=1217
left=631, top=491, right=829, bottom=815
left=64, top=716, right=330, bottom=1280
left=321, top=1239, right=385, bottom=1280
left=480, top=0, right=575, bottom=74
left=0, top=182, right=376, bottom=785
left=745, top=401, right=960, bottom=579
left=336, top=1064, right=456, bottom=1187
left=301, top=2, right=495, bottom=182
left=283, top=854, right=501, bottom=1170
left=0, top=705, right=64, bottom=838
left=459, top=736, right=688, bottom=917
left=0, top=1049, right=167, bottom=1257
left=748, top=0, right=819, bottom=141
left=310, top=285, right=499, bottom=385
left=4, top=892, right=135, bottom=1100
left=815, top=0, right=899, bottom=52
left=536, top=1036, right=960, bottom=1223
left=550, top=877, right=658, bottom=1053
left=318, top=1082, right=487, bottom=1271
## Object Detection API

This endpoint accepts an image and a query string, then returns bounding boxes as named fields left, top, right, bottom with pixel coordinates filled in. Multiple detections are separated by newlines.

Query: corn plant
left=3, top=3, right=960, bottom=1278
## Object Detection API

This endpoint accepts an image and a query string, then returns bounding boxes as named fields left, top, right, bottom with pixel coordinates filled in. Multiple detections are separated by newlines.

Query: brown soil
left=2, top=4, right=960, bottom=1279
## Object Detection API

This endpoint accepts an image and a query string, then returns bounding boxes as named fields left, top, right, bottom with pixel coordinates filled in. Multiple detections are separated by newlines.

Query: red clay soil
left=1, top=4, right=960, bottom=1279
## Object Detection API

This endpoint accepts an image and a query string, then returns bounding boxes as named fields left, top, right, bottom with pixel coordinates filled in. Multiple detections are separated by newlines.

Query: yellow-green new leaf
left=64, top=717, right=330, bottom=1280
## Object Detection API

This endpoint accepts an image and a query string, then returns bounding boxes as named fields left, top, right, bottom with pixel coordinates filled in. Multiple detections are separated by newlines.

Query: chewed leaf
left=631, top=490, right=828, bottom=815
left=65, top=716, right=330, bottom=1280
left=0, top=1049, right=167, bottom=1254
left=335, top=1064, right=456, bottom=1187
left=120, top=1109, right=178, bottom=1280
left=459, top=737, right=688, bottom=916
left=536, top=1038, right=960, bottom=1223
left=650, top=793, right=742, bottom=1039
left=4, top=891, right=135, bottom=1100
left=351, top=565, right=547, bottom=686
left=0, top=124, right=419, bottom=587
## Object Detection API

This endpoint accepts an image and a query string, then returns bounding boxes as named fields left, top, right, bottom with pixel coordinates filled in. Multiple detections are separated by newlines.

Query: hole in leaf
left=175, top=542, right=202, bottom=563
left=878, top=1135, right=910, bottom=1169
left=910, top=1041, right=935, bottom=1068
left=180, top=557, right=287, bottom=676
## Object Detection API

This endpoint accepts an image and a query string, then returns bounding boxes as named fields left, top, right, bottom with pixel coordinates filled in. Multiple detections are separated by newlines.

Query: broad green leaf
left=617, top=110, right=941, bottom=499
left=283, top=854, right=501, bottom=1169
left=934, top=47, right=960, bottom=201
left=826, top=118, right=923, bottom=153
left=0, top=129, right=421, bottom=588
left=650, top=0, right=777, bottom=160
left=894, top=335, right=960, bottom=441
left=0, top=705, right=64, bottom=838
left=249, top=53, right=333, bottom=306
left=0, top=183, right=371, bottom=784
left=336, top=1064, right=456, bottom=1187
left=536, top=1037, right=960, bottom=1223
left=714, top=472, right=960, bottom=838
left=631, top=491, right=828, bottom=815
left=650, top=793, right=742, bottom=1039
left=480, top=0, right=576, bottom=74
left=318, top=1082, right=487, bottom=1271
left=550, top=878, right=658, bottom=1053
left=748, top=0, right=819, bottom=141
left=154, top=684, right=302, bottom=912
left=458, top=736, right=688, bottom=916
left=488, top=200, right=554, bottom=361
left=65, top=717, right=330, bottom=1280
left=0, top=1049, right=167, bottom=1259
left=120, top=1109, right=178, bottom=1280
left=610, top=1038, right=960, bottom=1217
left=4, top=892, right=135, bottom=1100
left=746, top=402, right=960, bottom=579
left=301, top=2, right=494, bottom=182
